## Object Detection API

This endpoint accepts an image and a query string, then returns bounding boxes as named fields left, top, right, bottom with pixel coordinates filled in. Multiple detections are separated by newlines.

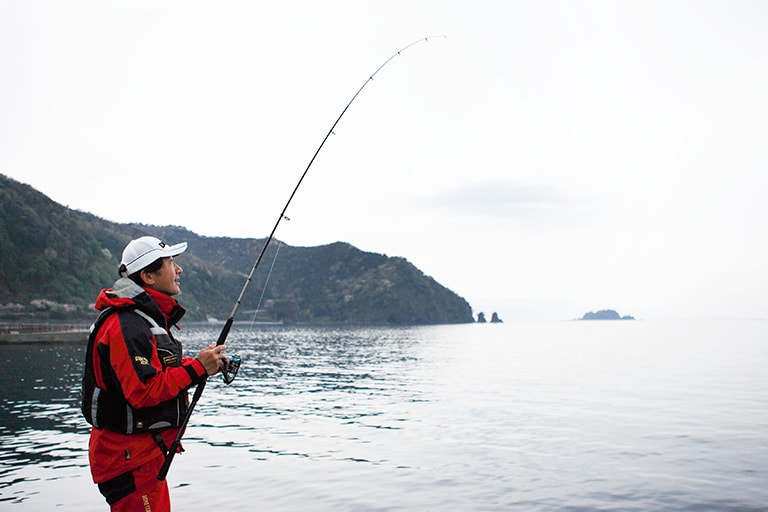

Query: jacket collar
left=97, top=277, right=186, bottom=328
left=143, top=286, right=186, bottom=327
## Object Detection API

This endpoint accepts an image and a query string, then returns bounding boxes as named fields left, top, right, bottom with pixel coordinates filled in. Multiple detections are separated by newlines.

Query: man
left=82, top=236, right=228, bottom=511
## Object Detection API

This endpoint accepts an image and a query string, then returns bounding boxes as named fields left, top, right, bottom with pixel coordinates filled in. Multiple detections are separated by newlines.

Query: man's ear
left=139, top=269, right=156, bottom=287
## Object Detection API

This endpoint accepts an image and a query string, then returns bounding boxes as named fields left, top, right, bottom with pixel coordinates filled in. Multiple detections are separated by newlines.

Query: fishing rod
left=157, top=35, right=444, bottom=481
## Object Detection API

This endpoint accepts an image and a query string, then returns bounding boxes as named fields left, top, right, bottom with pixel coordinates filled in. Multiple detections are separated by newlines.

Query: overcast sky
left=2, top=1, right=767, bottom=321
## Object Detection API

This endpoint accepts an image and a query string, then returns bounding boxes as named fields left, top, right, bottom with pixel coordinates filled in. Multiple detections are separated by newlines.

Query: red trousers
left=98, top=456, right=171, bottom=512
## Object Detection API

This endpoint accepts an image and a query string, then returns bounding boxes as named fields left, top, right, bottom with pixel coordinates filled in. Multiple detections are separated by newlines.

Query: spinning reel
left=222, top=355, right=241, bottom=385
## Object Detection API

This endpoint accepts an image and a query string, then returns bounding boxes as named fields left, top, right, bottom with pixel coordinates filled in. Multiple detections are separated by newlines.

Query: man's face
left=144, top=257, right=183, bottom=296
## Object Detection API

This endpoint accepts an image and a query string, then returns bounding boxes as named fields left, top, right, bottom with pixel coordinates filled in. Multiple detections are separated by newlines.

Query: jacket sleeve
left=107, top=313, right=206, bottom=409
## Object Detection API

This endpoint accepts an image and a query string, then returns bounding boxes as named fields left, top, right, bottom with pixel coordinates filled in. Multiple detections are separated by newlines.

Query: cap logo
left=158, top=241, right=167, bottom=248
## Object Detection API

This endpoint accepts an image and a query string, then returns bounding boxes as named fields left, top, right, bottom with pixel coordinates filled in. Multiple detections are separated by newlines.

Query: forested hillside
left=0, top=174, right=474, bottom=324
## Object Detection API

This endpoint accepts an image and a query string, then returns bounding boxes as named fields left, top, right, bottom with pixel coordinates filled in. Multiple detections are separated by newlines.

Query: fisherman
left=81, top=236, right=228, bottom=511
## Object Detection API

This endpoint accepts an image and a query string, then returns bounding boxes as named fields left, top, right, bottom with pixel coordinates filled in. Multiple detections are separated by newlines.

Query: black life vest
left=81, top=307, right=189, bottom=434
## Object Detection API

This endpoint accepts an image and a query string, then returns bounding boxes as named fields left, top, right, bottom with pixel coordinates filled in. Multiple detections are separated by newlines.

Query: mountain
left=0, top=174, right=474, bottom=324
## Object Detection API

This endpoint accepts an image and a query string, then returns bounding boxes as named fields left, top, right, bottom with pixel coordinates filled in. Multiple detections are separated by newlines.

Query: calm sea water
left=0, top=320, right=766, bottom=511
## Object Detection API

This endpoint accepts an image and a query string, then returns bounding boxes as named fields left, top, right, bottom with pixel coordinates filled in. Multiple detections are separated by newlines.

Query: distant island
left=580, top=309, right=635, bottom=320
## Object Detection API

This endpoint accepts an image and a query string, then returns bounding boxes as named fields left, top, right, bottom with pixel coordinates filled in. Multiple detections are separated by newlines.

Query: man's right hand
left=196, top=344, right=228, bottom=376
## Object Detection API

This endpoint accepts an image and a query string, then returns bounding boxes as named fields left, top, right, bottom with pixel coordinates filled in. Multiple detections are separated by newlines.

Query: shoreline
left=0, top=323, right=89, bottom=344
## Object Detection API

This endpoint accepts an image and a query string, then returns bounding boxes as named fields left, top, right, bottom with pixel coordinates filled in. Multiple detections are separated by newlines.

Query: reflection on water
left=1, top=321, right=767, bottom=511
left=0, top=344, right=90, bottom=507
left=0, top=343, right=86, bottom=440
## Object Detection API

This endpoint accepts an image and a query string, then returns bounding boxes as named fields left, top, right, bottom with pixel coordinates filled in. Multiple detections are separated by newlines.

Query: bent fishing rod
left=158, top=35, right=445, bottom=480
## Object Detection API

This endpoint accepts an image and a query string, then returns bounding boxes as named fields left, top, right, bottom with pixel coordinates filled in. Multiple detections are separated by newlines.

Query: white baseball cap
left=119, top=236, right=188, bottom=277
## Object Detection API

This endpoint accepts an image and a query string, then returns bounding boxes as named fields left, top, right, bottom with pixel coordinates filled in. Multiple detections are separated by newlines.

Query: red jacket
left=86, top=278, right=206, bottom=483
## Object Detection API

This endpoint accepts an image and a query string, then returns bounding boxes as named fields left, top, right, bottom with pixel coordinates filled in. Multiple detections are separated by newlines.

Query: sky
left=2, top=1, right=767, bottom=321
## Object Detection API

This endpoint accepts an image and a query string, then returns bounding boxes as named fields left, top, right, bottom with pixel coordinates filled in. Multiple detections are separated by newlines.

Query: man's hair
left=127, top=257, right=166, bottom=286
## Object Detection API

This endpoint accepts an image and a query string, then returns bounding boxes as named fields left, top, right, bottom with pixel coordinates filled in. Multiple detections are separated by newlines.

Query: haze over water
left=1, top=320, right=766, bottom=511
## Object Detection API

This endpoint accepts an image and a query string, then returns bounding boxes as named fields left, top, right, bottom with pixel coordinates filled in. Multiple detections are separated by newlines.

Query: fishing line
left=158, top=35, right=445, bottom=481
left=247, top=239, right=284, bottom=332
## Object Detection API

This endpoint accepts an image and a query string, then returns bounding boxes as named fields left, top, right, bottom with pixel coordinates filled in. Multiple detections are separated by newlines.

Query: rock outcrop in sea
left=580, top=309, right=635, bottom=320
left=477, top=312, right=503, bottom=323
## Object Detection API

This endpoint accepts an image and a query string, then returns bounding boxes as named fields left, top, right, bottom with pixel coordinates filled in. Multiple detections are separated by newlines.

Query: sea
left=0, top=319, right=766, bottom=511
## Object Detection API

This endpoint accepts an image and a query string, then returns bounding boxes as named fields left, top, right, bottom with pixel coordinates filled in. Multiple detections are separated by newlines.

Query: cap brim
left=166, top=241, right=187, bottom=257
